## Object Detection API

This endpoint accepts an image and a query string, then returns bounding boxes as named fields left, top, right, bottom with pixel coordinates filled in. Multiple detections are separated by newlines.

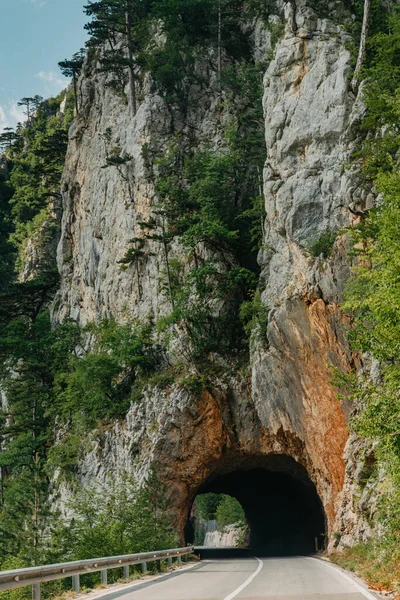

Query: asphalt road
left=100, top=557, right=379, bottom=600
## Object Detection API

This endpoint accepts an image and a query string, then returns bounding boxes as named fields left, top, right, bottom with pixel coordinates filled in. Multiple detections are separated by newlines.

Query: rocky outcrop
left=54, top=48, right=232, bottom=325
left=53, top=0, right=372, bottom=547
left=254, top=0, right=371, bottom=543
left=19, top=198, right=61, bottom=282
left=203, top=521, right=245, bottom=548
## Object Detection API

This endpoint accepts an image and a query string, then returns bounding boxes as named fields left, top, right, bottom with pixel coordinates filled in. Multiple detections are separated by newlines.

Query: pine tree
left=84, top=0, right=138, bottom=115
left=17, top=96, right=43, bottom=125
left=0, top=310, right=54, bottom=564
left=0, top=272, right=78, bottom=565
left=0, top=164, right=14, bottom=290
left=58, top=49, right=86, bottom=114
left=118, top=236, right=146, bottom=297
left=0, top=128, right=17, bottom=153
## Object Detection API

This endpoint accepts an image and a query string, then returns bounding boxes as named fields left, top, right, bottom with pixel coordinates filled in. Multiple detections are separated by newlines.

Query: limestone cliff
left=53, top=0, right=373, bottom=548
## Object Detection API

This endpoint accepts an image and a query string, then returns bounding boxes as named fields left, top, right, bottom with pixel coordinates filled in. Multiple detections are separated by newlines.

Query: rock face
left=253, top=0, right=367, bottom=543
left=54, top=0, right=370, bottom=547
left=202, top=521, right=244, bottom=548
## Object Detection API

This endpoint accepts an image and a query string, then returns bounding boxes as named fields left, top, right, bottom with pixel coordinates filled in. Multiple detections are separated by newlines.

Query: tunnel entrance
left=186, top=458, right=326, bottom=556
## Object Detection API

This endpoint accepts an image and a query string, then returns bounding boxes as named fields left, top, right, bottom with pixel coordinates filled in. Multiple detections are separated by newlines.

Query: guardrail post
left=0, top=546, right=194, bottom=598
left=72, top=574, right=80, bottom=594
left=32, top=583, right=41, bottom=600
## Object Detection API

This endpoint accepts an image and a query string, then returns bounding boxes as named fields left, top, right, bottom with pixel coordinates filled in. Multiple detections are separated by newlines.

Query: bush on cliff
left=339, top=10, right=400, bottom=594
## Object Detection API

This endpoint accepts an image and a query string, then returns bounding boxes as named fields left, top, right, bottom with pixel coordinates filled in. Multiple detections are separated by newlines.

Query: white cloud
left=0, top=106, right=8, bottom=131
left=27, top=0, right=47, bottom=7
left=0, top=70, right=67, bottom=134
left=9, top=102, right=25, bottom=124
left=36, top=71, right=64, bottom=85
left=0, top=102, right=26, bottom=132
left=35, top=71, right=66, bottom=96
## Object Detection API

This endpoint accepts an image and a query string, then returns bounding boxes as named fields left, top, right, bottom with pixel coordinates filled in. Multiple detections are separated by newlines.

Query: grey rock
left=52, top=1, right=375, bottom=547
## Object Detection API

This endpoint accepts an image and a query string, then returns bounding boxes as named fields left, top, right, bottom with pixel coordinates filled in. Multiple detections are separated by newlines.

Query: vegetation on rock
left=336, top=9, right=400, bottom=593
left=2, top=0, right=400, bottom=588
left=0, top=0, right=270, bottom=570
left=0, top=91, right=74, bottom=281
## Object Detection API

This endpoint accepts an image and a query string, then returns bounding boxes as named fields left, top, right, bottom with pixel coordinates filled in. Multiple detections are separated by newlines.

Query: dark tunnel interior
left=186, top=461, right=326, bottom=556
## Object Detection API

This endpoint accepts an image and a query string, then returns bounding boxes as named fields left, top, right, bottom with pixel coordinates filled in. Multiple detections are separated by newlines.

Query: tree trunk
left=351, top=0, right=371, bottom=93
left=257, top=165, right=266, bottom=240
left=33, top=398, right=39, bottom=564
left=160, top=218, right=174, bottom=309
left=73, top=73, right=79, bottom=115
left=163, top=239, right=174, bottom=310
left=125, top=2, right=137, bottom=117
left=0, top=465, right=3, bottom=506
left=135, top=256, right=142, bottom=299
left=33, top=454, right=40, bottom=563
left=218, top=0, right=222, bottom=85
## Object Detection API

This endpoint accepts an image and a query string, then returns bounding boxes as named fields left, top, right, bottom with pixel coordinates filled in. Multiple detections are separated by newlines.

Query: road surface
left=98, top=557, right=378, bottom=600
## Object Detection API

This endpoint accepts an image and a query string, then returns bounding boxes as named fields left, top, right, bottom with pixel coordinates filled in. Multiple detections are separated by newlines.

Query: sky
left=0, top=0, right=89, bottom=130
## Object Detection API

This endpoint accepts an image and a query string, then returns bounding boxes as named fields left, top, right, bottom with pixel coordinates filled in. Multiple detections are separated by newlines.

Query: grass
left=330, top=541, right=400, bottom=598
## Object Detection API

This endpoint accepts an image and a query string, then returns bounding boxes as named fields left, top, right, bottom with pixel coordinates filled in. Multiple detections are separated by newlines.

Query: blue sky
left=0, top=0, right=89, bottom=130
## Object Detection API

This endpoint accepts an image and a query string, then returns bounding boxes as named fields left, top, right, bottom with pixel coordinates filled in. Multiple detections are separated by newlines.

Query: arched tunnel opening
left=185, top=457, right=326, bottom=557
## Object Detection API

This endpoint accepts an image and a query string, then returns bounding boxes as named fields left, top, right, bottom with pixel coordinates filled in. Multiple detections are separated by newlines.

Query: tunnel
left=186, top=456, right=326, bottom=556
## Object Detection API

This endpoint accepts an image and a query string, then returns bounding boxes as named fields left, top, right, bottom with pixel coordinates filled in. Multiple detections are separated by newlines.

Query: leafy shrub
left=307, top=229, right=337, bottom=259
left=240, top=290, right=269, bottom=344
left=195, top=493, right=246, bottom=527
left=338, top=8, right=400, bottom=569
left=55, top=319, right=161, bottom=426
left=195, top=493, right=222, bottom=521
left=52, top=472, right=176, bottom=569
left=216, top=495, right=246, bottom=528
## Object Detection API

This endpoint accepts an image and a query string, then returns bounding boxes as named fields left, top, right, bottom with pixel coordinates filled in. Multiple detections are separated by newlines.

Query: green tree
left=84, top=0, right=140, bottom=114
left=195, top=493, right=222, bottom=520
left=54, top=319, right=160, bottom=427
left=3, top=92, right=74, bottom=270
left=17, top=96, right=43, bottom=125
left=150, top=128, right=263, bottom=360
left=58, top=49, right=86, bottom=114
left=0, top=271, right=79, bottom=566
left=0, top=305, right=72, bottom=565
left=339, top=9, right=400, bottom=561
left=215, top=494, right=245, bottom=528
left=0, top=128, right=18, bottom=153
left=0, top=163, right=14, bottom=290
left=51, top=472, right=176, bottom=580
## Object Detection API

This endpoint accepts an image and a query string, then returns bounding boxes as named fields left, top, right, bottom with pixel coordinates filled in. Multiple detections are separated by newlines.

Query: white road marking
left=223, top=557, right=263, bottom=600
left=69, top=562, right=199, bottom=600
left=306, top=557, right=379, bottom=600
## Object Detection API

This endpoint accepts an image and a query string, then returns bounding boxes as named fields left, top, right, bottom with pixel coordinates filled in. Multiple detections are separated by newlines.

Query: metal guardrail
left=0, top=546, right=194, bottom=600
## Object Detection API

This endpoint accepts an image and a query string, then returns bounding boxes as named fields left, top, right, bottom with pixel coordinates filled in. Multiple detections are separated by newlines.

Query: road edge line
left=223, top=557, right=263, bottom=600
left=70, top=562, right=200, bottom=600
left=306, top=556, right=380, bottom=600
